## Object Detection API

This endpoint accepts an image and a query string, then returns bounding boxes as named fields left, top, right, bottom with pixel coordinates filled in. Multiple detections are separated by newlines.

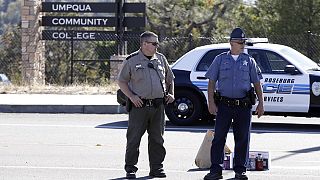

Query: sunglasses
left=146, top=41, right=159, bottom=46
left=232, top=41, right=246, bottom=45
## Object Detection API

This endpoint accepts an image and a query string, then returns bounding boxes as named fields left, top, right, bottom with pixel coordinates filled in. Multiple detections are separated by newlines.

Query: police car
left=165, top=38, right=320, bottom=125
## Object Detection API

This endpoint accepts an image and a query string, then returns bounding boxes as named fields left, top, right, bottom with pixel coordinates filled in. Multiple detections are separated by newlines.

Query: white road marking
left=0, top=165, right=320, bottom=171
left=0, top=123, right=319, bottom=134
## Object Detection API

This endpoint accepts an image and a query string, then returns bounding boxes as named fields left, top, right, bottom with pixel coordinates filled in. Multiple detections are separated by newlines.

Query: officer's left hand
left=165, top=94, right=175, bottom=104
left=255, top=102, right=264, bottom=118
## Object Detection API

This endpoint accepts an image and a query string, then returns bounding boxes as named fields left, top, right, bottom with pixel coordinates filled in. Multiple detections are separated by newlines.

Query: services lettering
left=264, top=96, right=283, bottom=102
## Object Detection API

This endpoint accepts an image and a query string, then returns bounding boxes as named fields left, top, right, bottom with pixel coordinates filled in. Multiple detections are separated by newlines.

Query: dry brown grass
left=0, top=82, right=119, bottom=95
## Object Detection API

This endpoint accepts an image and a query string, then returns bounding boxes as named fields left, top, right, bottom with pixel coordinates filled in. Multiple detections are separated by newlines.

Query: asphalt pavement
left=1, top=93, right=320, bottom=126
left=0, top=94, right=126, bottom=114
left=1, top=113, right=319, bottom=180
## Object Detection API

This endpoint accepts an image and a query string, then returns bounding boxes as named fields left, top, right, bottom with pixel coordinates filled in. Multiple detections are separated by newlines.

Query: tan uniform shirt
left=118, top=50, right=174, bottom=99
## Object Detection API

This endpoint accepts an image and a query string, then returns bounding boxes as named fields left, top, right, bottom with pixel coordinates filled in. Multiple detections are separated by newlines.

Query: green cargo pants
left=124, top=104, right=166, bottom=172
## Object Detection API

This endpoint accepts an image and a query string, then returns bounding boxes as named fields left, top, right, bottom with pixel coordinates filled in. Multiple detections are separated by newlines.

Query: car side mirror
left=284, top=65, right=298, bottom=75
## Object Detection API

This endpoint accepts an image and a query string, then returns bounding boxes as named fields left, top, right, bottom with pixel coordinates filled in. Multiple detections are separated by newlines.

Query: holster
left=116, top=89, right=132, bottom=112
left=126, top=98, right=132, bottom=112
left=214, top=91, right=221, bottom=103
left=247, top=87, right=257, bottom=105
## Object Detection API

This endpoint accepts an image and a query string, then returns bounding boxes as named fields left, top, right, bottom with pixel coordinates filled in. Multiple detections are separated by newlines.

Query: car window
left=280, top=47, right=319, bottom=70
left=196, top=49, right=229, bottom=71
left=248, top=49, right=271, bottom=73
left=249, top=49, right=292, bottom=74
left=265, top=51, right=291, bottom=74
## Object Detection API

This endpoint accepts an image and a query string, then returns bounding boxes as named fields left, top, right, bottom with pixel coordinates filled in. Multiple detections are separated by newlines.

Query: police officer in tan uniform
left=117, top=31, right=175, bottom=179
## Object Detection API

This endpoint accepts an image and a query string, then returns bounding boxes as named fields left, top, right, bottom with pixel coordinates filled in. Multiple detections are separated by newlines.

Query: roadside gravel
left=0, top=83, right=119, bottom=95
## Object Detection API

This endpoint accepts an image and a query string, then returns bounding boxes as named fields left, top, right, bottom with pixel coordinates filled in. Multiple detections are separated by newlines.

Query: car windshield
left=280, top=47, right=320, bottom=71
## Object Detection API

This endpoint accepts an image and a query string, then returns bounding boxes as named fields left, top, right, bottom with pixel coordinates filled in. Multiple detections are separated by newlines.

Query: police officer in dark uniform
left=117, top=31, right=175, bottom=179
left=203, top=28, right=264, bottom=180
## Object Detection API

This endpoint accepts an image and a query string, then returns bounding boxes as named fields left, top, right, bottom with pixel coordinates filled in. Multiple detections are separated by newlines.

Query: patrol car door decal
left=254, top=50, right=310, bottom=113
left=309, top=75, right=320, bottom=114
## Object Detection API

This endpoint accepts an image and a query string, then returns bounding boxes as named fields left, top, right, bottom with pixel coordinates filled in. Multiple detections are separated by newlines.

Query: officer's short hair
left=140, top=31, right=158, bottom=45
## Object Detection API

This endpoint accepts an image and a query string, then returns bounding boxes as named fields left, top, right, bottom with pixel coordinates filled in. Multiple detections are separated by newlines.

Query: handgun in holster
left=126, top=98, right=132, bottom=112
left=247, top=87, right=257, bottom=105
left=214, top=91, right=221, bottom=103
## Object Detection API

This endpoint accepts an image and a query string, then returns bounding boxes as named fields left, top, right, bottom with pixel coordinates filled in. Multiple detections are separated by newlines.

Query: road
left=0, top=113, right=319, bottom=180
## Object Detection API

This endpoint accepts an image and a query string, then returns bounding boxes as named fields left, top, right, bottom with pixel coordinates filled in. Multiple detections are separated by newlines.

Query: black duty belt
left=141, top=98, right=164, bottom=107
left=218, top=96, right=251, bottom=108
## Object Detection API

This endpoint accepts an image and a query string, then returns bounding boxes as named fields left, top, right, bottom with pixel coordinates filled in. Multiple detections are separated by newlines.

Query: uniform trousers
left=210, top=103, right=252, bottom=174
left=124, top=104, right=166, bottom=173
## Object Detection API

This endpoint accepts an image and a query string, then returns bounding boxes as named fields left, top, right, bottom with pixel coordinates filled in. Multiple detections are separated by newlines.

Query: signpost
left=41, top=0, right=146, bottom=84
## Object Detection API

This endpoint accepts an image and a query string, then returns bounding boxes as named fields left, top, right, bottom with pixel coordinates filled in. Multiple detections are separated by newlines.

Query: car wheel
left=165, top=90, right=203, bottom=125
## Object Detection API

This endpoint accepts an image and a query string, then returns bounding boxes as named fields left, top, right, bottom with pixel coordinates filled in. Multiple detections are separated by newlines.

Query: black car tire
left=165, top=90, right=203, bottom=126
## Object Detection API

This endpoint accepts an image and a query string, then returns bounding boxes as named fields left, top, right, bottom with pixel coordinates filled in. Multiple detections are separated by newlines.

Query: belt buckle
left=235, top=100, right=240, bottom=106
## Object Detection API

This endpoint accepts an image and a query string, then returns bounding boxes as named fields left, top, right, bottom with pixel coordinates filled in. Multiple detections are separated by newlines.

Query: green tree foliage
left=0, top=25, right=21, bottom=84
left=232, top=0, right=320, bottom=60
left=146, top=0, right=243, bottom=61
left=147, top=0, right=241, bottom=38
left=233, top=0, right=320, bottom=36
left=0, top=0, right=20, bottom=35
left=45, top=40, right=71, bottom=85
left=231, top=3, right=274, bottom=37
left=271, top=0, right=320, bottom=34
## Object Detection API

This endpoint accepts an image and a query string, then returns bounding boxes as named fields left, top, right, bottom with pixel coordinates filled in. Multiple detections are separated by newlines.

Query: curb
left=0, top=94, right=127, bottom=114
left=0, top=104, right=127, bottom=114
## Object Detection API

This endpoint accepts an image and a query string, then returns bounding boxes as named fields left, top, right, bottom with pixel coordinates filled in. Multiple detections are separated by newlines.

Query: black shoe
left=235, top=172, right=248, bottom=180
left=126, top=171, right=136, bottom=179
left=149, top=169, right=166, bottom=178
left=203, top=172, right=223, bottom=180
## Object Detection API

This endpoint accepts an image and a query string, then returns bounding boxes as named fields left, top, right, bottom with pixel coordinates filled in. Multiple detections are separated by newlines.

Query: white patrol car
left=165, top=39, right=320, bottom=125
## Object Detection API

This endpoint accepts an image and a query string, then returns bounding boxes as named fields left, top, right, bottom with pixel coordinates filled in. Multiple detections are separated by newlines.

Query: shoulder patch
left=125, top=52, right=139, bottom=61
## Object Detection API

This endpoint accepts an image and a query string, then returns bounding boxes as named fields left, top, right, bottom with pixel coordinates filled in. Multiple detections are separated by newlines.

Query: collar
left=138, top=49, right=158, bottom=61
left=227, top=51, right=246, bottom=58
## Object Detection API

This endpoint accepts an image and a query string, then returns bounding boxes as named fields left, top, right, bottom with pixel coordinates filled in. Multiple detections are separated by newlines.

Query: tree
left=146, top=0, right=241, bottom=38
left=144, top=0, right=243, bottom=61
left=0, top=25, right=21, bottom=84
left=233, top=0, right=320, bottom=36
left=231, top=0, right=320, bottom=60
left=231, top=3, right=274, bottom=37
left=0, top=0, right=20, bottom=35
left=272, top=0, right=320, bottom=34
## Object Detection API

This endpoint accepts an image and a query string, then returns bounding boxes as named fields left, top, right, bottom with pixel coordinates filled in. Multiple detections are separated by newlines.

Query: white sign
left=52, top=4, right=92, bottom=12
left=51, top=32, right=96, bottom=40
left=52, top=18, right=108, bottom=26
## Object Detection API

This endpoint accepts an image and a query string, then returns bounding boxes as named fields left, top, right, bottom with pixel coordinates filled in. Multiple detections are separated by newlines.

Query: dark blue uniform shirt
left=205, top=51, right=262, bottom=98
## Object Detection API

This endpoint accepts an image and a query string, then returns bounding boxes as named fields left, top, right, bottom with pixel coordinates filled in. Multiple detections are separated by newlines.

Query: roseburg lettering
left=52, top=18, right=108, bottom=26
left=52, top=4, right=92, bottom=12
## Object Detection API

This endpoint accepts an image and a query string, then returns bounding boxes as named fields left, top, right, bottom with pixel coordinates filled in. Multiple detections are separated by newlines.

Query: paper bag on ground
left=195, top=130, right=231, bottom=169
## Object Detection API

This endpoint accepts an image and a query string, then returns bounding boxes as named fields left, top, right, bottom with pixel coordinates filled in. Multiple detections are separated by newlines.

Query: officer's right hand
left=208, top=102, right=218, bottom=115
left=130, top=95, right=143, bottom=108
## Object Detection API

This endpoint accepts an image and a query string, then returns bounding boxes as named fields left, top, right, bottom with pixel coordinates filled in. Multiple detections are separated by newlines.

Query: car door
left=190, top=49, right=229, bottom=100
left=248, top=49, right=310, bottom=113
